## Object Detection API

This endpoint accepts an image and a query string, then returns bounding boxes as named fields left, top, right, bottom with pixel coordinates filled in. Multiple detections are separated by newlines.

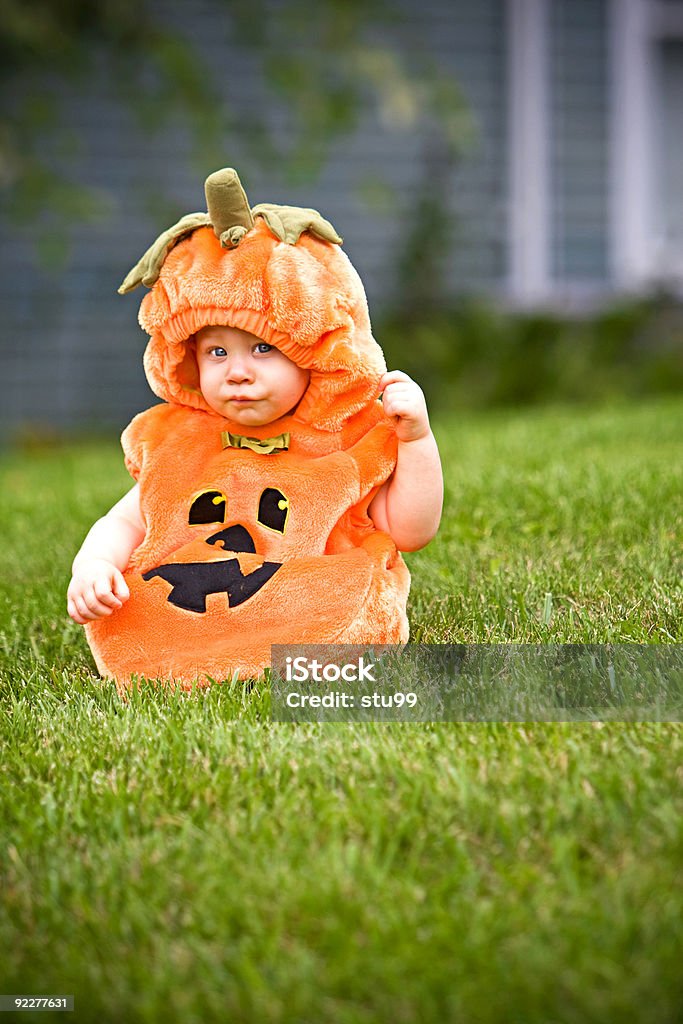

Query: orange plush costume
left=86, top=169, right=410, bottom=689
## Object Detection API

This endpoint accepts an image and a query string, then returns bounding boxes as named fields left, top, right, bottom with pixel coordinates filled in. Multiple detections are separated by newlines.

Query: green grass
left=1, top=398, right=682, bottom=1023
left=413, top=396, right=683, bottom=643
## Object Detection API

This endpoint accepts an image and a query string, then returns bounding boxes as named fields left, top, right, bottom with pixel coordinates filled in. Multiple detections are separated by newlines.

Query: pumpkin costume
left=86, top=169, right=410, bottom=690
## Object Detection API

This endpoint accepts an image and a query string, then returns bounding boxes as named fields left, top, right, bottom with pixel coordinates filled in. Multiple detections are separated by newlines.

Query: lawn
left=1, top=398, right=682, bottom=1023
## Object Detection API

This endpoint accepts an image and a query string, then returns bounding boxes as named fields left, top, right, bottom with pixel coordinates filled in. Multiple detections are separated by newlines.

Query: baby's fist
left=379, top=371, right=431, bottom=443
left=67, top=559, right=130, bottom=625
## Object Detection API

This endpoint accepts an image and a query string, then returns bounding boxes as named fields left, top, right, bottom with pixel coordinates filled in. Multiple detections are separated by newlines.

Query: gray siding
left=395, top=0, right=508, bottom=292
left=0, top=0, right=509, bottom=438
left=656, top=40, right=683, bottom=260
left=549, top=0, right=610, bottom=282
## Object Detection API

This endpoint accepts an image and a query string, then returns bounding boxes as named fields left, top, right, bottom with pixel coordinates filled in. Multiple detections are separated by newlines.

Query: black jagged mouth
left=141, top=524, right=279, bottom=613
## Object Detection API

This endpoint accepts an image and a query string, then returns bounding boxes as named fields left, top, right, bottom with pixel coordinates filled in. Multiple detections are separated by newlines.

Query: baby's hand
left=379, top=371, right=431, bottom=443
left=67, top=559, right=130, bottom=624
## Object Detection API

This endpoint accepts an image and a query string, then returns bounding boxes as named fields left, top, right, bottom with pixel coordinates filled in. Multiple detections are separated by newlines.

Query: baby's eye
left=209, top=346, right=228, bottom=357
left=255, top=342, right=273, bottom=354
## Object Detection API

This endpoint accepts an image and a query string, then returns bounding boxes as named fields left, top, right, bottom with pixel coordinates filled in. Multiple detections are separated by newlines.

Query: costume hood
left=120, top=168, right=386, bottom=431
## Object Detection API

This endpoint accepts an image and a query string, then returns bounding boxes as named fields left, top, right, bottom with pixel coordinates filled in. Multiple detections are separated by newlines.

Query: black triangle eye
left=189, top=490, right=227, bottom=525
left=258, top=488, right=289, bottom=534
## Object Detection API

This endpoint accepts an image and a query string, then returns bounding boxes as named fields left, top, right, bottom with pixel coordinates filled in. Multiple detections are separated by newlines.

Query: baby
left=67, top=168, right=443, bottom=688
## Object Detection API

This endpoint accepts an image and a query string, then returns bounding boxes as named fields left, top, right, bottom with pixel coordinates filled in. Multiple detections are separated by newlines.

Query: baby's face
left=194, top=325, right=310, bottom=426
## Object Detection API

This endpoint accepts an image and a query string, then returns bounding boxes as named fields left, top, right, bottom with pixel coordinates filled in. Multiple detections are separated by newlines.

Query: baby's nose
left=226, top=357, right=254, bottom=383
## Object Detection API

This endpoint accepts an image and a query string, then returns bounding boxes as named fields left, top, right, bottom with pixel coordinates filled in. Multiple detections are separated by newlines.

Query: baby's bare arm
left=67, top=484, right=146, bottom=624
left=368, top=371, right=443, bottom=552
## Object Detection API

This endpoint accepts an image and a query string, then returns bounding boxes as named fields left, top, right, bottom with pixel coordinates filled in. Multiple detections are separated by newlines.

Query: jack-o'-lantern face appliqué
left=141, top=486, right=289, bottom=614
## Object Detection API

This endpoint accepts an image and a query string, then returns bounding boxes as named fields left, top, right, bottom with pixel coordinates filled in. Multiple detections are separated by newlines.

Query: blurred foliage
left=0, top=0, right=469, bottom=250
left=378, top=290, right=683, bottom=410
left=1, top=0, right=182, bottom=220
left=394, top=127, right=461, bottom=311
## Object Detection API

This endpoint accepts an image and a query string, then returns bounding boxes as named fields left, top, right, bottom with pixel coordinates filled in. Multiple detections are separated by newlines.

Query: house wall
left=653, top=38, right=683, bottom=276
left=549, top=0, right=609, bottom=283
left=4, top=0, right=660, bottom=437
left=0, top=0, right=509, bottom=438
